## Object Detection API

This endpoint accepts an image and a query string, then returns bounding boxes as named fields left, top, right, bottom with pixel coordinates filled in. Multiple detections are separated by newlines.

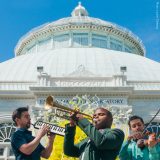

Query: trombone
left=45, top=96, right=92, bottom=120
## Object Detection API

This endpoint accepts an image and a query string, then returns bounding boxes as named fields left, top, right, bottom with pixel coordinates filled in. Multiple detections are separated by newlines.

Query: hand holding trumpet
left=69, top=111, right=85, bottom=126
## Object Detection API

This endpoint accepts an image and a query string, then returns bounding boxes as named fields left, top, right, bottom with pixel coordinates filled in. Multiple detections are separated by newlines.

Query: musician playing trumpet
left=119, top=115, right=160, bottom=160
left=63, top=107, right=124, bottom=160
left=11, top=107, right=55, bottom=160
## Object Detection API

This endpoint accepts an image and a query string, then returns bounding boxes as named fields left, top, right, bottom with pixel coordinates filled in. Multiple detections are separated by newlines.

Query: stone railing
left=0, top=82, right=36, bottom=90
left=37, top=74, right=127, bottom=87
left=127, top=81, right=160, bottom=90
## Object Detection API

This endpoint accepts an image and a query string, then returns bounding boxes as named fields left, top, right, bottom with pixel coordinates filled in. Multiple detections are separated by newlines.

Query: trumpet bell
left=45, top=96, right=54, bottom=110
left=44, top=95, right=93, bottom=120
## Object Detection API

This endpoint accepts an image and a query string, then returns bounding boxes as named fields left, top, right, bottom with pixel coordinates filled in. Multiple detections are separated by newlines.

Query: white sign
left=36, top=96, right=127, bottom=106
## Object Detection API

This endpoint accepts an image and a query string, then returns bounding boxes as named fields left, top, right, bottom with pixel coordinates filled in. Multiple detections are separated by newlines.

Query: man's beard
left=26, top=123, right=31, bottom=129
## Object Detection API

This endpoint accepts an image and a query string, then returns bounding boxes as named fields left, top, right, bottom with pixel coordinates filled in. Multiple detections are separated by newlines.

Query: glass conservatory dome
left=14, top=2, right=145, bottom=57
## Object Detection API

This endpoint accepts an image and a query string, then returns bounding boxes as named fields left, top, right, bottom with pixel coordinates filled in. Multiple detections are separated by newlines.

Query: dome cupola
left=71, top=2, right=88, bottom=17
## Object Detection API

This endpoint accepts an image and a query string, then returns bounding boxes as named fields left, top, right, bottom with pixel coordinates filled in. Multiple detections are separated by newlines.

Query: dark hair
left=12, top=107, right=29, bottom=125
left=95, top=107, right=113, bottom=127
left=128, top=115, right=144, bottom=127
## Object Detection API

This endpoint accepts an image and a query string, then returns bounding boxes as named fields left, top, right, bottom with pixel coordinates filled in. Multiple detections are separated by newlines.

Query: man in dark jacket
left=11, top=107, right=55, bottom=160
left=63, top=107, right=124, bottom=160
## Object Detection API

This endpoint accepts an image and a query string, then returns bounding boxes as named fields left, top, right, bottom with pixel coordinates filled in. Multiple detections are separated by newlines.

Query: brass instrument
left=45, top=96, right=92, bottom=120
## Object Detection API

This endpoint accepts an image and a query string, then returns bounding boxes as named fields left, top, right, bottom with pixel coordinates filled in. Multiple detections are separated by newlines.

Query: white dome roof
left=0, top=48, right=160, bottom=82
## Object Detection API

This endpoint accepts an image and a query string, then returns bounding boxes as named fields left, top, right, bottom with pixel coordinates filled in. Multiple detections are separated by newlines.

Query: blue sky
left=0, top=0, right=159, bottom=62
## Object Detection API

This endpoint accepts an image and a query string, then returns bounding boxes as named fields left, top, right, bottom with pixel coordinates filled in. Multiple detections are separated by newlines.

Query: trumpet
left=45, top=96, right=92, bottom=120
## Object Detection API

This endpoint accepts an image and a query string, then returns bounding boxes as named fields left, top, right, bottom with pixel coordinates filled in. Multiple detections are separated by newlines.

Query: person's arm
left=77, top=118, right=124, bottom=150
left=148, top=145, right=160, bottom=160
left=19, top=126, right=49, bottom=155
left=41, top=133, right=56, bottom=158
left=148, top=134, right=160, bottom=160
left=63, top=124, right=81, bottom=157
left=119, top=141, right=132, bottom=160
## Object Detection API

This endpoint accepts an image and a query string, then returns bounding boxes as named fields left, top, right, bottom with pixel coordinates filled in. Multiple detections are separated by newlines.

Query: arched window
left=0, top=123, right=16, bottom=142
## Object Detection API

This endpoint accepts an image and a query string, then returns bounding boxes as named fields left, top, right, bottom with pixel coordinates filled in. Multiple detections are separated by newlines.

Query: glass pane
left=54, top=34, right=69, bottom=48
left=124, top=45, right=132, bottom=53
left=9, top=148, right=14, bottom=156
left=73, top=33, right=88, bottom=47
left=0, top=148, right=4, bottom=155
left=27, top=45, right=36, bottom=54
left=38, top=38, right=51, bottom=51
left=110, top=37, right=122, bottom=51
left=92, top=34, right=107, bottom=49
